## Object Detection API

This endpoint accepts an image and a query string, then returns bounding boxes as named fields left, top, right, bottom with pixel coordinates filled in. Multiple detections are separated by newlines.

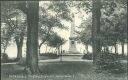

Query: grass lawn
left=1, top=61, right=127, bottom=80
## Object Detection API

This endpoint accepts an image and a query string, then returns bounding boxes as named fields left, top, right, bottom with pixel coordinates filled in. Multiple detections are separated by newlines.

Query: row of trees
left=77, top=0, right=127, bottom=55
left=76, top=0, right=127, bottom=72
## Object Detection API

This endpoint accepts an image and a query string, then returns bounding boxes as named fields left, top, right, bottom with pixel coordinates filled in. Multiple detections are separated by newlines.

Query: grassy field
left=1, top=61, right=127, bottom=80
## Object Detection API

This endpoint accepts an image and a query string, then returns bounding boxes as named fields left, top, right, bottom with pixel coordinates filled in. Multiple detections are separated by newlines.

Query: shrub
left=118, top=54, right=127, bottom=60
left=82, top=53, right=92, bottom=60
left=96, top=52, right=126, bottom=73
left=1, top=53, right=9, bottom=63
left=39, top=52, right=59, bottom=59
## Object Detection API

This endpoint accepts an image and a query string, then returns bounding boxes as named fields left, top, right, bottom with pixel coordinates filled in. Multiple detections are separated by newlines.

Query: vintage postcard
left=1, top=0, right=127, bottom=80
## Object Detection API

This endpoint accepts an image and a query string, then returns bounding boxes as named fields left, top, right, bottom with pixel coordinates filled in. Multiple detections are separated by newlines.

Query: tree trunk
left=45, top=44, right=48, bottom=53
left=17, top=46, right=22, bottom=59
left=57, top=47, right=60, bottom=54
left=49, top=47, right=52, bottom=53
left=60, top=46, right=62, bottom=62
left=104, top=46, right=109, bottom=52
left=55, top=48, right=57, bottom=54
left=114, top=44, right=117, bottom=54
left=3, top=48, right=6, bottom=53
left=92, top=0, right=101, bottom=64
left=26, top=1, right=40, bottom=74
left=61, top=46, right=63, bottom=53
left=39, top=42, right=43, bottom=55
left=85, top=45, right=89, bottom=54
left=38, top=28, right=51, bottom=54
left=15, top=33, right=24, bottom=60
left=121, top=42, right=124, bottom=56
left=3, top=40, right=9, bottom=53
left=39, top=40, right=46, bottom=54
left=3, top=44, right=7, bottom=53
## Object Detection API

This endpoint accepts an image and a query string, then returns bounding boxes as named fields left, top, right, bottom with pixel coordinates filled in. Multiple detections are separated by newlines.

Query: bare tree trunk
left=17, top=46, right=22, bottom=59
left=85, top=45, right=89, bottom=54
left=45, top=44, right=48, bottom=53
left=121, top=42, right=124, bottom=56
left=3, top=40, right=9, bottom=53
left=60, top=46, right=62, bottom=62
left=110, top=46, right=113, bottom=52
left=49, top=47, right=52, bottom=53
left=3, top=48, right=6, bottom=53
left=60, top=45, right=62, bottom=54
left=55, top=47, right=57, bottom=54
left=3, top=45, right=7, bottom=53
left=39, top=42, right=43, bottom=55
left=114, top=44, right=117, bottom=54
left=104, top=46, right=109, bottom=52
left=39, top=40, right=46, bottom=55
left=26, top=1, right=40, bottom=74
left=15, top=33, right=24, bottom=60
left=92, top=0, right=101, bottom=64
left=57, top=47, right=60, bottom=55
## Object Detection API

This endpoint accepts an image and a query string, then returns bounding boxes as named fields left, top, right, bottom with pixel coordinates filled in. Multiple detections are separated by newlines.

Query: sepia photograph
left=1, top=0, right=127, bottom=80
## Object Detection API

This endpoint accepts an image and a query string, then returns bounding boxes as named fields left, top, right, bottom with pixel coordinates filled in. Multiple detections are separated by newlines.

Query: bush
left=118, top=54, right=127, bottom=60
left=39, top=52, right=59, bottom=59
left=82, top=53, right=92, bottom=60
left=1, top=53, right=9, bottom=63
left=1, top=53, right=22, bottom=63
left=96, top=52, right=126, bottom=73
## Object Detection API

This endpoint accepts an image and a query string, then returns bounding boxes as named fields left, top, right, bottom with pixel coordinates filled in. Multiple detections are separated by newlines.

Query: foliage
left=46, top=32, right=66, bottom=48
left=96, top=52, right=126, bottom=73
left=82, top=53, right=92, bottom=60
left=1, top=1, right=27, bottom=54
left=77, top=0, right=127, bottom=73
left=78, top=17, right=92, bottom=46
left=78, top=0, right=127, bottom=47
left=39, top=53, right=59, bottom=59
left=100, top=0, right=127, bottom=45
left=1, top=53, right=9, bottom=63
left=47, top=1, right=72, bottom=21
left=1, top=2, right=27, bottom=37
left=76, top=0, right=92, bottom=14
left=38, top=1, right=70, bottom=51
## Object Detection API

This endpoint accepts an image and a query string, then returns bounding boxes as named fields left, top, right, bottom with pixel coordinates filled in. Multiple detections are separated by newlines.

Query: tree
left=38, top=1, right=70, bottom=54
left=48, top=1, right=72, bottom=21
left=100, top=0, right=127, bottom=54
left=46, top=32, right=66, bottom=54
left=15, top=32, right=25, bottom=60
left=26, top=1, right=40, bottom=74
left=78, top=17, right=92, bottom=54
left=1, top=2, right=27, bottom=61
left=1, top=2, right=16, bottom=53
left=11, top=10, right=26, bottom=60
left=1, top=23, right=10, bottom=53
left=75, top=0, right=127, bottom=72
left=38, top=15, right=67, bottom=54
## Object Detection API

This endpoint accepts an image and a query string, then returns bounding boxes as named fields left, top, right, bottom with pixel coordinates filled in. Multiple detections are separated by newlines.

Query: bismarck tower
left=68, top=13, right=79, bottom=54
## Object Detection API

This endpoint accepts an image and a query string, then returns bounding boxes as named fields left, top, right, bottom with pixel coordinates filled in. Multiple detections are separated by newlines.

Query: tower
left=68, top=13, right=79, bottom=54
